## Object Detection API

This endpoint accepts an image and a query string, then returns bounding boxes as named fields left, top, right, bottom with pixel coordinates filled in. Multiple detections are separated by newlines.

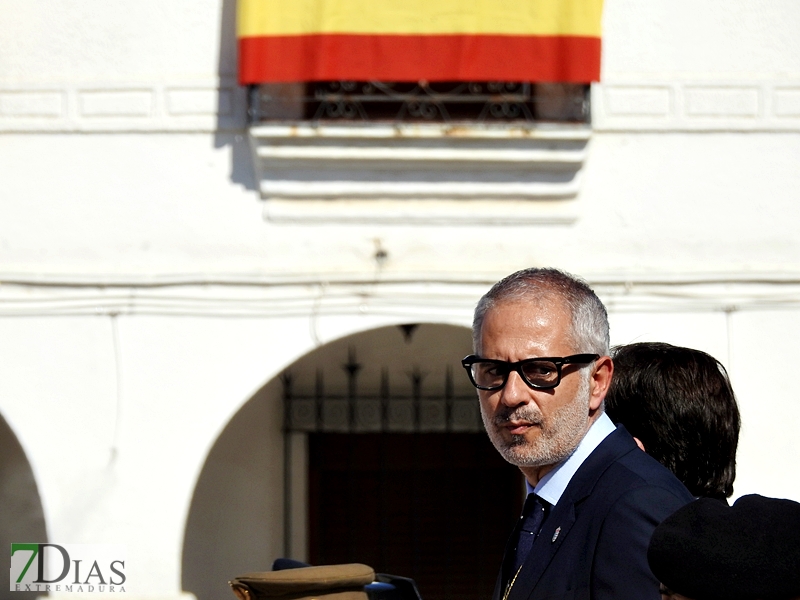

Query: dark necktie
left=512, top=493, right=549, bottom=573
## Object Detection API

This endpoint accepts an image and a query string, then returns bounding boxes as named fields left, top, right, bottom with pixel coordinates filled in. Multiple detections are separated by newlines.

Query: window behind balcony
left=237, top=0, right=602, bottom=125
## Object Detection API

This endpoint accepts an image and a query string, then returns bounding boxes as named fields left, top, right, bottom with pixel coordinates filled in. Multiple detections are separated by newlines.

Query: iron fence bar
left=343, top=347, right=361, bottom=433
left=409, top=366, right=425, bottom=431
left=312, top=93, right=532, bottom=103
left=249, top=80, right=589, bottom=124
left=315, top=369, right=324, bottom=431
left=380, top=368, right=390, bottom=431
left=445, top=365, right=454, bottom=434
left=282, top=348, right=480, bottom=433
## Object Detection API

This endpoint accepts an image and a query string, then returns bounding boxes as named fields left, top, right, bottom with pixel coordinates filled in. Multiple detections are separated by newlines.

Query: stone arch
left=1, top=412, right=48, bottom=600
left=181, top=323, right=520, bottom=600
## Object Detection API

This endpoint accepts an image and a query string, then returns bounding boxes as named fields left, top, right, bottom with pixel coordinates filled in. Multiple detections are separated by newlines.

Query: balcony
left=246, top=81, right=592, bottom=224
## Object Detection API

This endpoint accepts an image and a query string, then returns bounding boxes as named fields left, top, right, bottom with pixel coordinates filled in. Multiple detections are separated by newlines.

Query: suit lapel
left=504, top=426, right=638, bottom=600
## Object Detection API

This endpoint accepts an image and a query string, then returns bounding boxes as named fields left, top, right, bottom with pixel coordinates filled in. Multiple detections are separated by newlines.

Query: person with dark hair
left=647, top=494, right=800, bottom=600
left=605, top=342, right=740, bottom=499
left=463, top=268, right=692, bottom=600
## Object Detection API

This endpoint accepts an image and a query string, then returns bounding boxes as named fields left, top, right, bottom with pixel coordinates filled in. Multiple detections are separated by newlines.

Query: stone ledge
left=250, top=123, right=590, bottom=224
left=3, top=277, right=800, bottom=318
left=4, top=80, right=800, bottom=133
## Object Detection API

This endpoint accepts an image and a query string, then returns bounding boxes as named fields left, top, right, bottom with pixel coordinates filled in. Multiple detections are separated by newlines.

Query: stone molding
left=2, top=79, right=800, bottom=133
left=593, top=80, right=800, bottom=132
left=0, top=78, right=247, bottom=132
left=1, top=276, right=800, bottom=318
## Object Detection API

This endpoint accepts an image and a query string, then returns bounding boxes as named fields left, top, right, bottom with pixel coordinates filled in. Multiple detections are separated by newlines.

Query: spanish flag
left=238, top=0, right=603, bottom=84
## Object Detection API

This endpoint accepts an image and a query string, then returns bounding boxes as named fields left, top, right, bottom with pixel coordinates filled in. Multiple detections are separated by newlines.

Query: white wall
left=603, top=0, right=800, bottom=76
left=1, top=1, right=800, bottom=598
left=608, top=308, right=800, bottom=502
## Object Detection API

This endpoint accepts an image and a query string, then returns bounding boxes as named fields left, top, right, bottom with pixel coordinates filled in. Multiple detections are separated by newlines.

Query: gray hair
left=472, top=268, right=609, bottom=356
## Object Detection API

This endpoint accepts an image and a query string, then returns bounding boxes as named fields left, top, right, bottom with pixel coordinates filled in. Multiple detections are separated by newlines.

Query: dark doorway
left=308, top=432, right=523, bottom=600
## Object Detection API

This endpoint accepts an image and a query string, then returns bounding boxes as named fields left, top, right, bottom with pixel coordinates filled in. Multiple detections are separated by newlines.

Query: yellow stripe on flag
left=238, top=0, right=603, bottom=38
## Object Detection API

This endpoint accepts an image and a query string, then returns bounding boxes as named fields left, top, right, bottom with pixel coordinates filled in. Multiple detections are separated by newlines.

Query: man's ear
left=633, top=437, right=646, bottom=452
left=589, top=355, right=613, bottom=411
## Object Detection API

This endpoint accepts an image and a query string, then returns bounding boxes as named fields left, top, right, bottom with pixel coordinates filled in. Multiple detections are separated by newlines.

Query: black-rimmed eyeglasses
left=461, top=354, right=600, bottom=391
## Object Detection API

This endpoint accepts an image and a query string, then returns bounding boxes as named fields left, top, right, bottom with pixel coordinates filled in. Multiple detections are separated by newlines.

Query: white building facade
left=1, top=1, right=800, bottom=600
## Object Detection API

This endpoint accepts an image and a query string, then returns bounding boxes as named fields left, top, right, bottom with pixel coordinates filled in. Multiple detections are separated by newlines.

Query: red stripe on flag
left=238, top=34, right=601, bottom=84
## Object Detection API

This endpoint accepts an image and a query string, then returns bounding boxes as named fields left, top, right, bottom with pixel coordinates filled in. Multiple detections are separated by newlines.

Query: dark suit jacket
left=493, top=425, right=693, bottom=600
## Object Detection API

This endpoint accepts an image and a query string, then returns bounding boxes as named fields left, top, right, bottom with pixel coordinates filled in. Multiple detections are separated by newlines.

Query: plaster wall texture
left=1, top=131, right=800, bottom=278
left=602, top=0, right=800, bottom=77
left=0, top=0, right=234, bottom=83
left=1, top=1, right=800, bottom=599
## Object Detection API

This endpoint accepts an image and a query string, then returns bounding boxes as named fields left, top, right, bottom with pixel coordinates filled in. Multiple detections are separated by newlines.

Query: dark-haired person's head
left=605, top=342, right=740, bottom=499
left=648, top=494, right=800, bottom=600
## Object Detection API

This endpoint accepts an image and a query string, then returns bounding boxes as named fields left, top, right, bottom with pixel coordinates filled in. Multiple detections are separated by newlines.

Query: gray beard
left=481, top=373, right=591, bottom=468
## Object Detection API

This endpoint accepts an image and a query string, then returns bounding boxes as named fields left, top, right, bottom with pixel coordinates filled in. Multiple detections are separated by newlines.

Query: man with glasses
left=463, top=268, right=692, bottom=600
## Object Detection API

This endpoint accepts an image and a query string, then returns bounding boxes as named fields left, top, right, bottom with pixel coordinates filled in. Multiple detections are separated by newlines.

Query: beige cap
left=229, top=564, right=374, bottom=600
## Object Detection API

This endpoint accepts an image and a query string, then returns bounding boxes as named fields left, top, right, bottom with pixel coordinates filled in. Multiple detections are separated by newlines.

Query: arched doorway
left=182, top=323, right=522, bottom=600
left=0, top=413, right=48, bottom=600
left=284, top=324, right=522, bottom=600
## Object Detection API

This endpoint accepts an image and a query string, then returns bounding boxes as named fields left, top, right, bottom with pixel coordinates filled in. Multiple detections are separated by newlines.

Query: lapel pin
left=552, top=527, right=561, bottom=543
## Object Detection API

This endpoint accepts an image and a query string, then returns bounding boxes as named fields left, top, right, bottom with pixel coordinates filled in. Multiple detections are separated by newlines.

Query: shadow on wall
left=1, top=414, right=48, bottom=600
left=181, top=378, right=285, bottom=600
left=214, top=0, right=258, bottom=192
left=214, top=132, right=259, bottom=193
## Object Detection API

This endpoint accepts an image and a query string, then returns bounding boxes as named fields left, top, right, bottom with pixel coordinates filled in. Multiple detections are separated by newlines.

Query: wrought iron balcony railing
left=248, top=81, right=589, bottom=125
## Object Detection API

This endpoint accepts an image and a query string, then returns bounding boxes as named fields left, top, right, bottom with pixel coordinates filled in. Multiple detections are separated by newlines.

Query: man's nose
left=499, top=369, right=531, bottom=407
